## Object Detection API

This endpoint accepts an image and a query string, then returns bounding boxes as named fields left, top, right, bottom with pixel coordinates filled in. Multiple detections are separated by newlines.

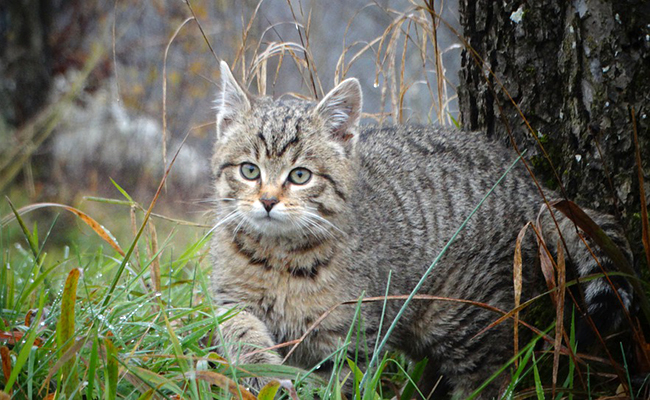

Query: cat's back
left=350, top=124, right=540, bottom=291
left=355, top=124, right=517, bottom=185
left=353, top=124, right=536, bottom=221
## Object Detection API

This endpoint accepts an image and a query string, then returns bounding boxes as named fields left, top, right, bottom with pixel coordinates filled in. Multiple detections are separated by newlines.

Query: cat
left=209, top=61, right=634, bottom=398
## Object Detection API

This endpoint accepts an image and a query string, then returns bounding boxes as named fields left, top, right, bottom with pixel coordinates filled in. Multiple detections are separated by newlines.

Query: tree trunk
left=457, top=0, right=650, bottom=265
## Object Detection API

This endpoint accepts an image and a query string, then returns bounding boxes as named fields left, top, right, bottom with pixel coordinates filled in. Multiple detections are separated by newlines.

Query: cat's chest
left=215, top=235, right=351, bottom=328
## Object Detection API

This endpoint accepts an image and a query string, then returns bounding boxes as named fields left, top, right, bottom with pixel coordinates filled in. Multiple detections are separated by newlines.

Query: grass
left=1, top=167, right=647, bottom=399
left=0, top=196, right=314, bottom=399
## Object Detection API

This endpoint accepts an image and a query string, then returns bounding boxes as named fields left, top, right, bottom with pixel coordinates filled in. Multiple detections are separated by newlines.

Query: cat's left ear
left=314, top=78, right=362, bottom=142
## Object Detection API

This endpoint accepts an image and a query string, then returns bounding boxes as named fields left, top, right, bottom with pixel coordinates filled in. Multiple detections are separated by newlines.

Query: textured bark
left=458, top=0, right=650, bottom=262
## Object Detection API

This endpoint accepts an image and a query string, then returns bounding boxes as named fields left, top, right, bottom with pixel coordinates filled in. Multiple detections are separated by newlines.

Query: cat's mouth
left=247, top=211, right=299, bottom=236
left=251, top=208, right=284, bottom=221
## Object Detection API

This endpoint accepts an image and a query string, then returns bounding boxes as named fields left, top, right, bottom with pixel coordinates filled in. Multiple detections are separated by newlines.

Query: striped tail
left=538, top=202, right=635, bottom=346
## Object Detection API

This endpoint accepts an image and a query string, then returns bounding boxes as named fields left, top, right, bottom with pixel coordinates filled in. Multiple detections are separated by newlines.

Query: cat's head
left=211, top=61, right=362, bottom=239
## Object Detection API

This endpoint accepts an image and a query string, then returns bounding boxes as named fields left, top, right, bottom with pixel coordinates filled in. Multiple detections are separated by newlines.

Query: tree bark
left=458, top=0, right=650, bottom=263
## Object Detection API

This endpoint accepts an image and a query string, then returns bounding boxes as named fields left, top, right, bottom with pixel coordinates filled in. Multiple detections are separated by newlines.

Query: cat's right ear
left=216, top=61, right=251, bottom=138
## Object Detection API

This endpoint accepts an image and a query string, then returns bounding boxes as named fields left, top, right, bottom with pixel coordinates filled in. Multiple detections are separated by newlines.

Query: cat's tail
left=537, top=203, right=635, bottom=346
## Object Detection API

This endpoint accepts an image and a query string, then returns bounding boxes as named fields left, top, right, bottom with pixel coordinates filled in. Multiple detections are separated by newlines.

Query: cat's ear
left=216, top=61, right=251, bottom=137
left=314, top=78, right=362, bottom=142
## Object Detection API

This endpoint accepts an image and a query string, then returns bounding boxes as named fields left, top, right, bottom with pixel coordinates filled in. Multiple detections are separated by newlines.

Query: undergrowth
left=1, top=0, right=649, bottom=399
left=1, top=174, right=648, bottom=399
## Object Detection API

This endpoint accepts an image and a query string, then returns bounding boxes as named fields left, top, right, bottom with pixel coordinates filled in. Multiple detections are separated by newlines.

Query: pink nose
left=260, top=196, right=279, bottom=212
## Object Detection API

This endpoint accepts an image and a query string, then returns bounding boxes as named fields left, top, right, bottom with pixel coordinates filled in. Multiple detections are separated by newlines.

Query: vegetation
left=1, top=0, right=649, bottom=398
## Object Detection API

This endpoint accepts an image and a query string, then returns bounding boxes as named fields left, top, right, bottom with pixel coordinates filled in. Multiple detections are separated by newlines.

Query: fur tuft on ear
left=216, top=61, right=251, bottom=138
left=314, top=78, right=362, bottom=142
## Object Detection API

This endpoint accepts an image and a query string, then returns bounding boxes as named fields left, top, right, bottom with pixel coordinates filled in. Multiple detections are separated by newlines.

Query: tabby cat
left=209, top=61, right=633, bottom=398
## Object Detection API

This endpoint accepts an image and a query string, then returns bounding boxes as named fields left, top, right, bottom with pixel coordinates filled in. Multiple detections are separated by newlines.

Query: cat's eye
left=240, top=163, right=260, bottom=180
left=288, top=168, right=312, bottom=185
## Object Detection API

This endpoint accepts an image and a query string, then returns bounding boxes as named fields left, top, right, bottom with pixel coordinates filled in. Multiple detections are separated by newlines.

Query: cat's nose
left=260, top=196, right=279, bottom=212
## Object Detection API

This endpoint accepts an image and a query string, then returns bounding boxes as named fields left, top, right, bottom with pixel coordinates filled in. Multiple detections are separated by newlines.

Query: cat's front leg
left=214, top=306, right=282, bottom=389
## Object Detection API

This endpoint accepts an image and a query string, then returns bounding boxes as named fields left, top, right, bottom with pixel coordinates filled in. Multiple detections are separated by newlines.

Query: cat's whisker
left=299, top=216, right=327, bottom=239
left=290, top=218, right=313, bottom=240
left=232, top=213, right=250, bottom=238
left=197, top=198, right=226, bottom=205
left=205, top=197, right=239, bottom=205
left=292, top=214, right=318, bottom=237
left=300, top=215, right=336, bottom=240
left=208, top=209, right=241, bottom=235
left=302, top=210, right=344, bottom=235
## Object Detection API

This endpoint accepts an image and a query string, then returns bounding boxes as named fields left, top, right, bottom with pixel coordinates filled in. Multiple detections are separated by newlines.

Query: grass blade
left=136, top=388, right=155, bottom=400
left=553, top=240, right=566, bottom=396
left=532, top=353, right=545, bottom=400
left=631, top=107, right=650, bottom=273
left=110, top=178, right=135, bottom=203
left=347, top=358, right=365, bottom=399
left=43, top=336, right=86, bottom=390
left=57, top=268, right=80, bottom=399
left=99, top=127, right=192, bottom=312
left=126, top=365, right=183, bottom=397
left=27, top=345, right=36, bottom=399
left=86, top=335, right=99, bottom=400
left=5, top=197, right=40, bottom=262
left=105, top=337, right=118, bottom=400
left=1, top=202, right=125, bottom=257
left=161, top=310, right=200, bottom=399
left=399, top=358, right=428, bottom=400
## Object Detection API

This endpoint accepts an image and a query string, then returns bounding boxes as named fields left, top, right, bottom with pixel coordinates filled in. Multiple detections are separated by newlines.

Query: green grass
left=0, top=199, right=270, bottom=399
left=1, top=187, right=644, bottom=400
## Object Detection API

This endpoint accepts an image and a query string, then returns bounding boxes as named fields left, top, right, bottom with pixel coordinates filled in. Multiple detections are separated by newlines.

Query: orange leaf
left=0, top=330, right=43, bottom=347
left=1, top=346, right=11, bottom=382
left=25, top=309, right=39, bottom=327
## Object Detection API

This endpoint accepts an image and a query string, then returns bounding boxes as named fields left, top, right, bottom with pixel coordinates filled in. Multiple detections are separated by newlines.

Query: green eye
left=288, top=168, right=312, bottom=185
left=240, top=163, right=260, bottom=180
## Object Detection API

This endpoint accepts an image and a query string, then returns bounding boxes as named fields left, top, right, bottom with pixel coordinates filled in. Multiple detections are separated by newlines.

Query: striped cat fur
left=209, top=61, right=634, bottom=398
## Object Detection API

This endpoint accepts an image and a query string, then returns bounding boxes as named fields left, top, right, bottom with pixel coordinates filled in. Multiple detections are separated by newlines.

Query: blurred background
left=0, top=0, right=462, bottom=227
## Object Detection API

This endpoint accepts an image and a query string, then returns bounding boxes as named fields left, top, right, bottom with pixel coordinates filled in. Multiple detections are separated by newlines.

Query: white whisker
left=289, top=217, right=312, bottom=240
left=296, top=216, right=321, bottom=239
left=302, top=210, right=344, bottom=235
left=198, top=197, right=238, bottom=204
left=232, top=214, right=249, bottom=238
left=300, top=214, right=336, bottom=240
left=207, top=209, right=240, bottom=235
